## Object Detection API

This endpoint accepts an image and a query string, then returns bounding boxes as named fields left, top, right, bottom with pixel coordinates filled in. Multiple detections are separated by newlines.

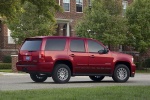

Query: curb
left=0, top=72, right=27, bottom=76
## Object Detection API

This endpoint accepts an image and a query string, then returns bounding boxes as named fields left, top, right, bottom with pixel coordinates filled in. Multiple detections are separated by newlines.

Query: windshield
left=21, top=39, right=42, bottom=51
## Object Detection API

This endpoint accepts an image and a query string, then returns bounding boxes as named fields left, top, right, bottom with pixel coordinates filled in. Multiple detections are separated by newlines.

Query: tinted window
left=88, top=40, right=104, bottom=53
left=21, top=39, right=42, bottom=51
left=45, top=39, right=66, bottom=51
left=70, top=39, right=85, bottom=52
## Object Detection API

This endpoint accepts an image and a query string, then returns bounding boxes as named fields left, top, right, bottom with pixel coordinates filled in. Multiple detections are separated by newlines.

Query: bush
left=143, top=58, right=150, bottom=68
left=0, top=63, right=11, bottom=69
left=2, top=55, right=12, bottom=63
left=135, top=62, right=140, bottom=69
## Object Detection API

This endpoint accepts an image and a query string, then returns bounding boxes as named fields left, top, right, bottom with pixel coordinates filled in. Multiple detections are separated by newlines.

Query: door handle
left=90, top=55, right=95, bottom=58
left=70, top=54, right=75, bottom=57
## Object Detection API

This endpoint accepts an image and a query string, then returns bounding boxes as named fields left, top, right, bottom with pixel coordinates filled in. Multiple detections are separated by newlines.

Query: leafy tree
left=75, top=0, right=127, bottom=47
left=0, top=0, right=60, bottom=21
left=7, top=2, right=57, bottom=44
left=126, top=0, right=150, bottom=53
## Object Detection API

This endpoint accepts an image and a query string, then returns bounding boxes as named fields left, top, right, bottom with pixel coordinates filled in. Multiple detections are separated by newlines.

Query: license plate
left=25, top=56, right=30, bottom=61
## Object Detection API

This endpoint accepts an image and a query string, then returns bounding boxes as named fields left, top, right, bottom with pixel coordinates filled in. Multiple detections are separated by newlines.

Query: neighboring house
left=0, top=0, right=133, bottom=61
left=0, top=21, right=18, bottom=61
left=55, top=0, right=90, bottom=37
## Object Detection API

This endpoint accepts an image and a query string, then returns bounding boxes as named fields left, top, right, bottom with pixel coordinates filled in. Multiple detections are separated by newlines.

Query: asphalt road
left=0, top=73, right=150, bottom=91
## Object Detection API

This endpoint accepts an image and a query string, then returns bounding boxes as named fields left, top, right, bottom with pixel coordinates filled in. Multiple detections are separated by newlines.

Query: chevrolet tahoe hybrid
left=16, top=36, right=136, bottom=83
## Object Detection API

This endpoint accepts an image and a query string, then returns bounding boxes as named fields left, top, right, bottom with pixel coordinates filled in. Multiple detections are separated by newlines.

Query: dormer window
left=63, top=0, right=70, bottom=12
left=76, top=0, right=83, bottom=12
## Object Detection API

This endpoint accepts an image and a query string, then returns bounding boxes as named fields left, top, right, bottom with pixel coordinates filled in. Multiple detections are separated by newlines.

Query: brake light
left=39, top=51, right=45, bottom=62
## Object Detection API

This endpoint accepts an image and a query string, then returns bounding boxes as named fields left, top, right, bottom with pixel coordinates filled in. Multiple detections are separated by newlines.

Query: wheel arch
left=54, top=60, right=73, bottom=75
left=115, top=61, right=131, bottom=77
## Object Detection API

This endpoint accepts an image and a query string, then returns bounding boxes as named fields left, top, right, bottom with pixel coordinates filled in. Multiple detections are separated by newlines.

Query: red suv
left=16, top=36, right=136, bottom=83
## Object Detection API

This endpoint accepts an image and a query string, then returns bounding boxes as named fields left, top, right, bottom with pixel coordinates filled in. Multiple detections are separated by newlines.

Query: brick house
left=55, top=0, right=90, bottom=37
left=0, top=20, right=18, bottom=61
left=0, top=0, right=133, bottom=61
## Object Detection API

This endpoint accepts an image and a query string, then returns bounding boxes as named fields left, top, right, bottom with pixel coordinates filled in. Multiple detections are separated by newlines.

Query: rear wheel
left=52, top=64, right=71, bottom=83
left=30, top=73, right=47, bottom=82
left=112, top=64, right=130, bottom=82
left=89, top=76, right=105, bottom=82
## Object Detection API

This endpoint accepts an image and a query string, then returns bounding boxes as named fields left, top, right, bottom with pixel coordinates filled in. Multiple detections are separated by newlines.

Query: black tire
left=112, top=64, right=130, bottom=82
left=52, top=64, right=71, bottom=83
left=89, top=76, right=105, bottom=82
left=30, top=73, right=47, bottom=82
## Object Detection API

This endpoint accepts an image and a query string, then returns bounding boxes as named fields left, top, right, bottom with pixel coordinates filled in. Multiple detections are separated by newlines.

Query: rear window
left=45, top=39, right=66, bottom=51
left=21, top=39, right=42, bottom=51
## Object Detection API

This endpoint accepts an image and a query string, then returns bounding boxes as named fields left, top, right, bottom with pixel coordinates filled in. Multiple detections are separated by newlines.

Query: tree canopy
left=126, top=0, right=150, bottom=53
left=7, top=2, right=57, bottom=44
left=75, top=0, right=127, bottom=46
left=0, top=0, right=60, bottom=21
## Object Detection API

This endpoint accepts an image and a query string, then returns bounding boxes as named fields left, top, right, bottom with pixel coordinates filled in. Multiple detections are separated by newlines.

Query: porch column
left=66, top=22, right=70, bottom=36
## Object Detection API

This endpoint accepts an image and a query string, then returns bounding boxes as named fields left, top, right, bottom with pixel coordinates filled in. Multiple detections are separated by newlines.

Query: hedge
left=0, top=63, right=11, bottom=69
left=2, top=56, right=12, bottom=63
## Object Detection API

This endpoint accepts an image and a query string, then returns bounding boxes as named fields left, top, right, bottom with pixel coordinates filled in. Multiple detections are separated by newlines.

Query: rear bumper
left=16, top=62, right=53, bottom=73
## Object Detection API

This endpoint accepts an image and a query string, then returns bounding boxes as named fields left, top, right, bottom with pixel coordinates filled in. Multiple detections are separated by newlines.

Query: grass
left=136, top=69, right=150, bottom=73
left=0, top=69, right=150, bottom=73
left=0, top=63, right=11, bottom=69
left=0, top=86, right=150, bottom=100
left=0, top=69, right=12, bottom=73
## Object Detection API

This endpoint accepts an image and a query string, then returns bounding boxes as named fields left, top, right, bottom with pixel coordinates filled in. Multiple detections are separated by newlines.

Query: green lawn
left=136, top=69, right=150, bottom=73
left=0, top=86, right=150, bottom=100
left=0, top=69, right=12, bottom=73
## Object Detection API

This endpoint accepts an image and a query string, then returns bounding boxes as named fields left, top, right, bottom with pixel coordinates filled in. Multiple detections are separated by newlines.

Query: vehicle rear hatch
left=18, top=38, right=43, bottom=65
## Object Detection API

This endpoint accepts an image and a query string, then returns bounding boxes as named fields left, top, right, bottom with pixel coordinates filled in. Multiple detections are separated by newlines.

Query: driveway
left=0, top=73, right=150, bottom=91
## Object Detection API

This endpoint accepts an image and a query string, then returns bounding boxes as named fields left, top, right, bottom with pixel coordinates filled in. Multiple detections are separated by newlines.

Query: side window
left=45, top=39, right=66, bottom=51
left=88, top=40, right=104, bottom=53
left=70, top=39, right=85, bottom=52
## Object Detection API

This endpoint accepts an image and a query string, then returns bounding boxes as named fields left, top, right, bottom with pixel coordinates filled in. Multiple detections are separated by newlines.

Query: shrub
left=0, top=63, right=11, bottom=69
left=143, top=58, right=150, bottom=68
left=135, top=62, right=140, bottom=69
left=2, top=55, right=12, bottom=63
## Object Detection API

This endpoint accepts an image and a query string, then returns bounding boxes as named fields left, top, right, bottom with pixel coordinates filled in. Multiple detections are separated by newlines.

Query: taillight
left=39, top=51, right=45, bottom=62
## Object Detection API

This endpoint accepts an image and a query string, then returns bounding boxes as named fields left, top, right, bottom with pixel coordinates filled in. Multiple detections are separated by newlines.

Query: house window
left=122, top=0, right=128, bottom=16
left=63, top=0, right=70, bottom=12
left=88, top=0, right=92, bottom=9
left=59, top=0, right=60, bottom=5
left=76, top=0, right=83, bottom=12
left=7, top=29, right=15, bottom=44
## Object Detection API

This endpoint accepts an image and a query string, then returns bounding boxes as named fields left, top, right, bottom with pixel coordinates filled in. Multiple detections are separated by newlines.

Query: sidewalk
left=0, top=72, right=27, bottom=76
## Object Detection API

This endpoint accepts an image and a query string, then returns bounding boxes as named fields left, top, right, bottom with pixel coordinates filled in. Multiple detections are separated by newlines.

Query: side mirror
left=98, top=48, right=109, bottom=54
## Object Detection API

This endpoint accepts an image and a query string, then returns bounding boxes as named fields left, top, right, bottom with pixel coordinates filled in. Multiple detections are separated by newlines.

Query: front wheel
left=112, top=64, right=130, bottom=82
left=30, top=74, right=47, bottom=82
left=89, top=76, right=105, bottom=82
left=52, top=64, right=71, bottom=83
